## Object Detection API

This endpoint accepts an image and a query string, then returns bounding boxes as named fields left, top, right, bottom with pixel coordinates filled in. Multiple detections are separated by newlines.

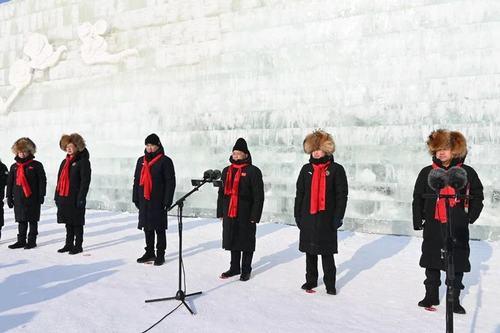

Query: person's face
left=66, top=143, right=77, bottom=156
left=232, top=150, right=248, bottom=161
left=311, top=150, right=326, bottom=159
left=436, top=149, right=452, bottom=164
left=17, top=151, right=29, bottom=159
left=145, top=144, right=159, bottom=153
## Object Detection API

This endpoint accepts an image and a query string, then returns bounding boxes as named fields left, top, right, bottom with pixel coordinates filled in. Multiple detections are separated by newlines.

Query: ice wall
left=0, top=0, right=499, bottom=239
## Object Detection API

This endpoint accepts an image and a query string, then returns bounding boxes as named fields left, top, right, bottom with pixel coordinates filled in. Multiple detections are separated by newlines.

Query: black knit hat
left=145, top=133, right=161, bottom=146
left=232, top=138, right=249, bottom=155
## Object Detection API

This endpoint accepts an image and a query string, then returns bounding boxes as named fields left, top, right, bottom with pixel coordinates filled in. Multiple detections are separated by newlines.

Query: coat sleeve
left=6, top=164, right=15, bottom=206
left=36, top=162, right=47, bottom=201
left=162, top=157, right=176, bottom=209
left=294, top=166, right=306, bottom=226
left=412, top=168, right=428, bottom=230
left=249, top=167, right=264, bottom=223
left=132, top=158, right=141, bottom=205
left=0, top=163, right=8, bottom=199
left=216, top=168, right=226, bottom=218
left=466, top=167, right=484, bottom=224
left=77, top=159, right=92, bottom=204
left=333, top=164, right=348, bottom=220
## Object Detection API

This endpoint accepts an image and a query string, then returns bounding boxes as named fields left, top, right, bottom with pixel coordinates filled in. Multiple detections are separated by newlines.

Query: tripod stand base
left=145, top=290, right=203, bottom=315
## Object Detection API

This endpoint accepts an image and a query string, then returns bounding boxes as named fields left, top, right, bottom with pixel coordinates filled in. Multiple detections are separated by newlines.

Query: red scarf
left=432, top=163, right=462, bottom=224
left=16, top=159, right=33, bottom=198
left=139, top=153, right=164, bottom=200
left=57, top=155, right=75, bottom=197
left=310, top=161, right=331, bottom=214
left=224, top=163, right=249, bottom=218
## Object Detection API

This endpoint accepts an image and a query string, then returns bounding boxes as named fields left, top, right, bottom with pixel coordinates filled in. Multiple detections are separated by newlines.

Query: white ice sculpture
left=0, top=33, right=67, bottom=115
left=78, top=20, right=138, bottom=65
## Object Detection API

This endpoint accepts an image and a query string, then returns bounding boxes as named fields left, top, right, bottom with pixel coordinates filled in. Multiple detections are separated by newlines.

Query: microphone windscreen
left=211, top=169, right=222, bottom=180
left=448, top=166, right=468, bottom=190
left=203, top=169, right=213, bottom=180
left=428, top=168, right=448, bottom=192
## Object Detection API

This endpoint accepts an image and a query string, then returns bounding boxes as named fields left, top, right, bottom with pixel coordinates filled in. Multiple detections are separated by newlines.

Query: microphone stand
left=145, top=179, right=210, bottom=314
left=423, top=193, right=472, bottom=333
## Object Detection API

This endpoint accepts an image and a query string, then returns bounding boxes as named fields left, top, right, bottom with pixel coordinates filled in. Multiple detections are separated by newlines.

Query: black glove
left=413, top=220, right=424, bottom=231
left=39, top=197, right=44, bottom=205
left=76, top=199, right=86, bottom=209
left=134, top=201, right=139, bottom=210
left=7, top=199, right=13, bottom=208
left=333, top=217, right=343, bottom=229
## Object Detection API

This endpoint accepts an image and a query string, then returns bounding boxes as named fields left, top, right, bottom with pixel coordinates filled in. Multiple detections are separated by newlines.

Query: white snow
left=1, top=207, right=499, bottom=333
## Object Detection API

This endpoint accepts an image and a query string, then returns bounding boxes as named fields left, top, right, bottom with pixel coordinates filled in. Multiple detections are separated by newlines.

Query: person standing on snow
left=294, top=130, right=348, bottom=295
left=217, top=138, right=264, bottom=282
left=412, top=129, right=484, bottom=314
left=6, top=138, right=47, bottom=249
left=55, top=133, right=91, bottom=255
left=133, top=134, right=176, bottom=266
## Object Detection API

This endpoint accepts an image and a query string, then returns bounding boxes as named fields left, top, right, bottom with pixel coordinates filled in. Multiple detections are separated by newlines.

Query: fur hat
left=426, top=129, right=467, bottom=158
left=303, top=130, right=335, bottom=155
left=59, top=133, right=86, bottom=152
left=12, top=137, right=36, bottom=155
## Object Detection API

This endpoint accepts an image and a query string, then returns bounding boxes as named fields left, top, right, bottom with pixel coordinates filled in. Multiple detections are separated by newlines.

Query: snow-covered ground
left=0, top=207, right=499, bottom=333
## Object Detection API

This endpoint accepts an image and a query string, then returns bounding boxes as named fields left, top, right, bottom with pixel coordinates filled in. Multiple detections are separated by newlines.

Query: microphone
left=211, top=169, right=221, bottom=181
left=428, top=168, right=448, bottom=192
left=448, top=166, right=467, bottom=190
left=203, top=169, right=214, bottom=180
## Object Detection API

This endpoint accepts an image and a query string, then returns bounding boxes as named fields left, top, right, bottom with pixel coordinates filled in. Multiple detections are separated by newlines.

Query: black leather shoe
left=137, top=252, right=156, bottom=263
left=69, top=246, right=83, bottom=255
left=220, top=269, right=240, bottom=279
left=301, top=282, right=318, bottom=290
left=58, top=245, right=73, bottom=253
left=326, top=288, right=337, bottom=295
left=239, top=273, right=251, bottom=281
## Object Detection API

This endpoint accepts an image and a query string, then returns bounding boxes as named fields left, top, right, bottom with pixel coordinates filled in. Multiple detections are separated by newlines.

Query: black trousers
left=306, top=253, right=336, bottom=289
left=65, top=224, right=84, bottom=247
left=18, top=221, right=38, bottom=241
left=230, top=250, right=254, bottom=274
left=424, top=268, right=464, bottom=290
left=144, top=229, right=166, bottom=254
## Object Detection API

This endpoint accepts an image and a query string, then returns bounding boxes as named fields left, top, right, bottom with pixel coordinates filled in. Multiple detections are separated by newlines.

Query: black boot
left=418, top=285, right=440, bottom=307
left=453, top=291, right=466, bottom=314
left=59, top=224, right=74, bottom=253
left=25, top=222, right=38, bottom=249
left=24, top=238, right=37, bottom=249
left=69, top=225, right=83, bottom=255
left=220, top=269, right=241, bottom=278
left=301, top=282, right=318, bottom=290
left=154, top=250, right=165, bottom=266
left=8, top=235, right=27, bottom=249
left=137, top=251, right=156, bottom=263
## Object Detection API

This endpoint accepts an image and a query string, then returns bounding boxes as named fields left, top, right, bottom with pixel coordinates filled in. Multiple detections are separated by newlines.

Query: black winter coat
left=294, top=156, right=348, bottom=255
left=133, top=149, right=176, bottom=231
left=217, top=157, right=264, bottom=252
left=0, top=160, right=8, bottom=228
left=54, top=149, right=91, bottom=226
left=6, top=157, right=47, bottom=223
left=412, top=158, right=484, bottom=272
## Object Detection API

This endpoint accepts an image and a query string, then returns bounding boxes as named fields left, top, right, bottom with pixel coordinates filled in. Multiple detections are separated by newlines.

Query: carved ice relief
left=1, top=33, right=67, bottom=115
left=78, top=20, right=138, bottom=65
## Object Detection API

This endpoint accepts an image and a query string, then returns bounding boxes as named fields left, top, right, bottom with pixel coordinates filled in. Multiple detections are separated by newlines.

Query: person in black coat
left=5, top=138, right=47, bottom=249
left=55, top=133, right=91, bottom=255
left=294, top=130, right=348, bottom=295
left=413, top=129, right=484, bottom=314
left=0, top=158, right=10, bottom=240
left=217, top=138, right=264, bottom=281
left=133, top=134, right=176, bottom=266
